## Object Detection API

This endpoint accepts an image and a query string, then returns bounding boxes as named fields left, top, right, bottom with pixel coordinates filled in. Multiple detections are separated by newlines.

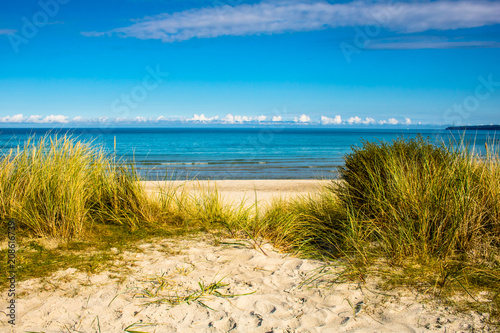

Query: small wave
left=161, top=162, right=209, bottom=166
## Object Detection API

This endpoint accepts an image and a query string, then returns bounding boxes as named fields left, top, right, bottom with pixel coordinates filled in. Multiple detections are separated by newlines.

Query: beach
left=1, top=179, right=492, bottom=332
left=142, top=179, right=330, bottom=205
left=3, top=0, right=499, bottom=329
left=2, top=235, right=487, bottom=332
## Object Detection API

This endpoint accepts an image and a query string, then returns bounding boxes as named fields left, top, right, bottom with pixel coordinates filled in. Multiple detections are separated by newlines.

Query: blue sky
left=1, top=0, right=500, bottom=126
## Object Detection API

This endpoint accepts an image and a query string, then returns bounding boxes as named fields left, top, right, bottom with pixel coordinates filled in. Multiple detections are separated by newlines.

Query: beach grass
left=336, top=135, right=500, bottom=261
left=1, top=134, right=499, bottom=323
left=235, top=135, right=500, bottom=321
left=0, top=135, right=156, bottom=238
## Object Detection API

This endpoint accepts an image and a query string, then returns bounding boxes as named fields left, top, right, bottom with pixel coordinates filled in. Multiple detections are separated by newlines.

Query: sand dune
left=4, top=236, right=488, bottom=332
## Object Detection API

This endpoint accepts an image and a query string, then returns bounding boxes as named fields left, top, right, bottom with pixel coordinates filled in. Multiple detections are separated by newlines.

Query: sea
left=0, top=127, right=498, bottom=180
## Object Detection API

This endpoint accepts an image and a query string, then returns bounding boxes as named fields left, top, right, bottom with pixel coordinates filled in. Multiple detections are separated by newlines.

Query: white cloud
left=363, top=117, right=376, bottom=125
left=294, top=114, right=311, bottom=123
left=0, top=114, right=70, bottom=123
left=235, top=115, right=252, bottom=123
left=0, top=114, right=26, bottom=123
left=188, top=114, right=219, bottom=122
left=27, top=115, right=43, bottom=123
left=321, top=115, right=342, bottom=125
left=404, top=117, right=412, bottom=125
left=84, top=1, right=500, bottom=43
left=347, top=116, right=362, bottom=125
left=272, top=115, right=282, bottom=122
left=221, top=114, right=235, bottom=123
left=322, top=116, right=375, bottom=125
left=43, top=115, right=69, bottom=123
left=221, top=114, right=251, bottom=123
left=368, top=39, right=500, bottom=50
left=378, top=118, right=400, bottom=125
left=257, top=115, right=267, bottom=122
left=134, top=116, right=147, bottom=122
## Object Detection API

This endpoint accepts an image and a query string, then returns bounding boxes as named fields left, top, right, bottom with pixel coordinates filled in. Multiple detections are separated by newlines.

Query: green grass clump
left=0, top=136, right=155, bottom=238
left=189, top=185, right=251, bottom=235
left=336, top=135, right=500, bottom=260
left=256, top=194, right=348, bottom=257
left=136, top=274, right=254, bottom=309
left=329, top=135, right=500, bottom=320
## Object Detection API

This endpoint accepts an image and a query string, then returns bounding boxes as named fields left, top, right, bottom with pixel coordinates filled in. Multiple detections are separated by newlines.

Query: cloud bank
left=82, top=1, right=500, bottom=44
left=0, top=114, right=69, bottom=123
left=0, top=113, right=412, bottom=126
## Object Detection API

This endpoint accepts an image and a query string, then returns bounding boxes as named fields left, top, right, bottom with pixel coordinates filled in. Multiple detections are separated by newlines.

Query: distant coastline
left=446, top=125, right=500, bottom=131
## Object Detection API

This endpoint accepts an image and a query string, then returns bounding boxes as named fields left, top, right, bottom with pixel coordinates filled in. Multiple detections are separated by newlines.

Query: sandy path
left=3, top=237, right=488, bottom=332
left=142, top=180, right=331, bottom=205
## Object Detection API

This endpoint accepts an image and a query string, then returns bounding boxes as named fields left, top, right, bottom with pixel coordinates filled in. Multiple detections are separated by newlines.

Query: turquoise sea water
left=0, top=127, right=498, bottom=180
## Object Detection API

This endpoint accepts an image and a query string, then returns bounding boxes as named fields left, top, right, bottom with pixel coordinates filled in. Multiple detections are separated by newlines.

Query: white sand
left=142, top=179, right=330, bottom=206
left=2, top=236, right=489, bottom=332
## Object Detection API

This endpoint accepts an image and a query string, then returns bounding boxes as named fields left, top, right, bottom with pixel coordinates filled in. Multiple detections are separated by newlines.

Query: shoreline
left=142, top=179, right=331, bottom=205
